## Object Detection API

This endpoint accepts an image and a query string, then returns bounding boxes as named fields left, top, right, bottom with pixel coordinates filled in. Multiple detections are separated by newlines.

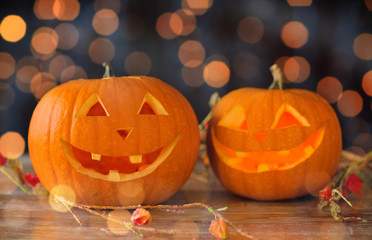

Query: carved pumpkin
left=207, top=65, right=342, bottom=200
left=28, top=74, right=200, bottom=206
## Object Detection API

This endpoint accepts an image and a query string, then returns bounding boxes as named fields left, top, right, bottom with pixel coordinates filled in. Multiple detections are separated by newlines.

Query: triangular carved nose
left=116, top=127, right=133, bottom=141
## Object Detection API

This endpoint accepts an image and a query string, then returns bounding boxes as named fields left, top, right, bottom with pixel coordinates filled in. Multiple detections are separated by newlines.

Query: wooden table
left=1, top=156, right=371, bottom=239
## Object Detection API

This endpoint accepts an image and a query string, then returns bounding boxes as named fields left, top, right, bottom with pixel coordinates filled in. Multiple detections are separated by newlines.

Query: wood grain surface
left=0, top=156, right=371, bottom=239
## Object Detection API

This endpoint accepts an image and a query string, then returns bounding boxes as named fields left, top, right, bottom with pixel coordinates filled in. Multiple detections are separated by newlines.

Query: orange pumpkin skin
left=28, top=76, right=200, bottom=206
left=207, top=87, right=342, bottom=201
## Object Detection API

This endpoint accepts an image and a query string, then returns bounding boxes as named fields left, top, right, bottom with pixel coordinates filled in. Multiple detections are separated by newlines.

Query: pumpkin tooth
left=257, top=164, right=269, bottom=173
left=108, top=170, right=120, bottom=181
left=129, top=155, right=142, bottom=164
left=91, top=153, right=101, bottom=161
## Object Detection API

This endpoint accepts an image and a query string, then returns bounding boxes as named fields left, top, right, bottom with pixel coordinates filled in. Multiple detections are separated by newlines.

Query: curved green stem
left=0, top=167, right=32, bottom=195
left=102, top=62, right=115, bottom=78
left=269, top=64, right=284, bottom=90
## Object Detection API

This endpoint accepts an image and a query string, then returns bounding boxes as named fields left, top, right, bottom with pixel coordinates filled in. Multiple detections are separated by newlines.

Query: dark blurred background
left=0, top=0, right=371, bottom=156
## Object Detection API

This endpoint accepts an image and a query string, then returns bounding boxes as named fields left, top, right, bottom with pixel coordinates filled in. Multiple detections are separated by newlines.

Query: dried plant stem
left=0, top=167, right=32, bottom=195
left=54, top=195, right=257, bottom=239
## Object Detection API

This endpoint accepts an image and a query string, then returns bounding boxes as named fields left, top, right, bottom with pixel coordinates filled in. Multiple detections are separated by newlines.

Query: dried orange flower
left=209, top=218, right=227, bottom=239
left=131, top=208, right=152, bottom=226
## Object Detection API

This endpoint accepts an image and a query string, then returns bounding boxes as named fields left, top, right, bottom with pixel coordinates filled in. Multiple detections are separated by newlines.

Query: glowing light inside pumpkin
left=137, top=92, right=169, bottom=115
left=76, top=92, right=109, bottom=117
left=271, top=104, right=310, bottom=129
left=60, top=134, right=180, bottom=182
left=212, top=127, right=325, bottom=173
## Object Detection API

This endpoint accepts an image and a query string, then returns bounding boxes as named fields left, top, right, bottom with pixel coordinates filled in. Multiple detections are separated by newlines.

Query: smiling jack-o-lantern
left=207, top=65, right=342, bottom=200
left=28, top=75, right=200, bottom=206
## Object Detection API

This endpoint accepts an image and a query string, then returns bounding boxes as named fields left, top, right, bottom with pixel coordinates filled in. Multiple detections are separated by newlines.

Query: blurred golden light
left=0, top=83, right=14, bottom=110
left=95, top=0, right=121, bottom=14
left=287, top=0, right=312, bottom=6
left=203, top=61, right=230, bottom=88
left=354, top=133, right=372, bottom=153
left=281, top=21, right=308, bottom=48
left=107, top=210, right=132, bottom=235
left=0, top=15, right=26, bottom=42
left=0, top=52, right=15, bottom=79
left=362, top=70, right=372, bottom=96
left=16, top=65, right=40, bottom=93
left=175, top=9, right=196, bottom=36
left=365, top=0, right=372, bottom=11
left=156, top=12, right=182, bottom=39
left=88, top=38, right=115, bottom=64
left=117, top=179, right=145, bottom=205
left=120, top=14, right=146, bottom=41
left=53, top=0, right=80, bottom=21
left=178, top=40, right=205, bottom=67
left=353, top=33, right=372, bottom=60
left=182, top=0, right=213, bottom=15
left=237, top=16, right=264, bottom=44
left=0, top=131, right=25, bottom=159
left=48, top=54, right=74, bottom=79
left=34, top=0, right=55, bottom=20
left=60, top=65, right=87, bottom=82
left=31, top=27, right=59, bottom=55
left=92, top=9, right=119, bottom=36
left=48, top=185, right=76, bottom=212
left=181, top=65, right=204, bottom=87
left=283, top=56, right=310, bottom=83
left=125, top=51, right=152, bottom=75
left=316, top=76, right=343, bottom=103
left=30, top=72, right=57, bottom=99
left=337, top=90, right=363, bottom=117
left=55, top=23, right=79, bottom=50
left=232, top=52, right=260, bottom=80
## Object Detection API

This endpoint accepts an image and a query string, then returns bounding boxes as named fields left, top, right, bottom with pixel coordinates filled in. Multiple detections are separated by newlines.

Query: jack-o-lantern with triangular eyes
left=28, top=75, right=200, bottom=206
left=207, top=65, right=342, bottom=200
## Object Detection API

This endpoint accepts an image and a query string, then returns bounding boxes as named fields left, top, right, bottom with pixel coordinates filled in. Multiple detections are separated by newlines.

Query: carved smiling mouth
left=60, top=133, right=180, bottom=182
left=212, top=128, right=325, bottom=173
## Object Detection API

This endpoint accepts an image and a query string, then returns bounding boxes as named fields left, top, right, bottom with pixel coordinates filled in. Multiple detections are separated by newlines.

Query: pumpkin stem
left=102, top=62, right=115, bottom=78
left=268, top=64, right=284, bottom=90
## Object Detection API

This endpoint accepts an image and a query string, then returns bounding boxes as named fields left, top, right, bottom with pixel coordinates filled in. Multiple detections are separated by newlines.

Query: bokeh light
left=31, top=27, right=59, bottom=56
left=365, top=0, right=372, bottom=11
left=0, top=131, right=25, bottom=159
left=353, top=33, right=372, bottom=60
left=53, top=0, right=80, bottom=21
left=124, top=51, right=152, bottom=75
left=106, top=210, right=132, bottom=235
left=283, top=56, right=310, bottom=83
left=316, top=76, right=343, bottom=103
left=92, top=9, right=119, bottom=36
left=0, top=15, right=26, bottom=42
left=88, top=38, right=115, bottom=64
left=34, top=0, right=56, bottom=20
left=48, top=185, right=76, bottom=212
left=203, top=60, right=230, bottom=88
left=174, top=9, right=197, bottom=36
left=55, top=23, right=79, bottom=50
left=178, top=40, right=205, bottom=67
left=281, top=21, right=308, bottom=48
left=0, top=52, right=16, bottom=79
left=182, top=0, right=213, bottom=16
left=156, top=12, right=182, bottom=39
left=30, top=72, right=57, bottom=99
left=60, top=65, right=87, bottom=82
left=0, top=83, right=15, bottom=110
left=287, top=0, right=312, bottom=6
left=362, top=70, right=372, bottom=96
left=237, top=16, right=265, bottom=44
left=48, top=54, right=75, bottom=80
left=16, top=65, right=40, bottom=93
left=337, top=90, right=363, bottom=117
left=95, top=0, right=121, bottom=14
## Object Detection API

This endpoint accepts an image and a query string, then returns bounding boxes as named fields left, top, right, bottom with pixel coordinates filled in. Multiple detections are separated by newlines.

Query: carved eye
left=271, top=104, right=310, bottom=129
left=137, top=92, right=168, bottom=115
left=76, top=93, right=109, bottom=117
left=218, top=105, right=248, bottom=131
